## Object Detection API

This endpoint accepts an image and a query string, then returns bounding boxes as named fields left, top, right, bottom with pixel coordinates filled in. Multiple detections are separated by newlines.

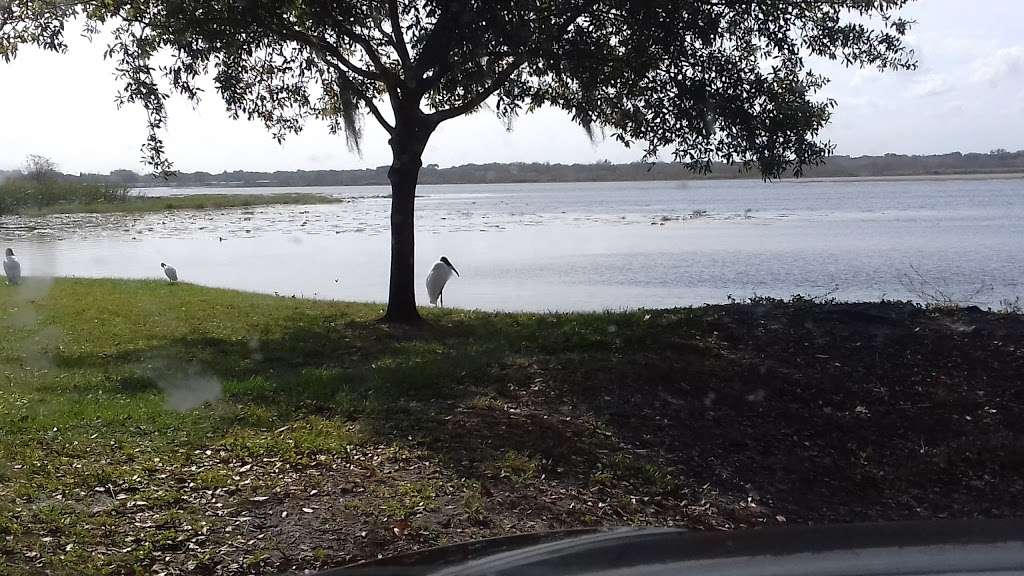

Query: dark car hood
left=313, top=519, right=1024, bottom=576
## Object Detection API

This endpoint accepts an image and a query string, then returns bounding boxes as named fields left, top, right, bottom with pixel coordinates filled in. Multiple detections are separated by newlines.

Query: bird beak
left=451, top=265, right=460, bottom=277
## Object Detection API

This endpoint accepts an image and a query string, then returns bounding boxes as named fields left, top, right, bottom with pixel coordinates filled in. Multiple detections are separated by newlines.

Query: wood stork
left=426, top=256, right=459, bottom=307
left=3, top=248, right=21, bottom=285
left=161, top=262, right=178, bottom=283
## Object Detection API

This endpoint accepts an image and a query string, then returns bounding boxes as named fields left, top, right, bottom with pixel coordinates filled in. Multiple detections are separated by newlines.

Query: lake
left=2, top=177, right=1022, bottom=311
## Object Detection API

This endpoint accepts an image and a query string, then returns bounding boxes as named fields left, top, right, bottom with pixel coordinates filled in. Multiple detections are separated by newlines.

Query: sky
left=1, top=0, right=1023, bottom=174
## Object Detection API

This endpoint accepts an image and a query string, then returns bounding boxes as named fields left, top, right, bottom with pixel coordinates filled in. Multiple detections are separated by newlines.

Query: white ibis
left=3, top=248, right=21, bottom=285
left=161, top=262, right=178, bottom=283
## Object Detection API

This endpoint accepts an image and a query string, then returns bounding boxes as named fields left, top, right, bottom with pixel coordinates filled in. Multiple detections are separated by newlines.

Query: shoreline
left=127, top=171, right=1024, bottom=191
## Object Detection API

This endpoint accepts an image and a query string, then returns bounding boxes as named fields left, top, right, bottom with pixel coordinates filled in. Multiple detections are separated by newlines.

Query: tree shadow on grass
left=50, top=313, right=700, bottom=527
left=50, top=302, right=1024, bottom=530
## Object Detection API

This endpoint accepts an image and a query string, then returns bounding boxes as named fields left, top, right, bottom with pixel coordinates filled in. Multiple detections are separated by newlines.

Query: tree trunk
left=382, top=113, right=432, bottom=323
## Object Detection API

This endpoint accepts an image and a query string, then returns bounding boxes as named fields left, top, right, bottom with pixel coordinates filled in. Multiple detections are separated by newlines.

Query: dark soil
left=304, top=300, right=1024, bottom=568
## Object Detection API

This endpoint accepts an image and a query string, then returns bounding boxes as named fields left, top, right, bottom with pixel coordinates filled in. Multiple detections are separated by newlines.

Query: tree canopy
left=2, top=0, right=915, bottom=176
left=1, top=0, right=917, bottom=320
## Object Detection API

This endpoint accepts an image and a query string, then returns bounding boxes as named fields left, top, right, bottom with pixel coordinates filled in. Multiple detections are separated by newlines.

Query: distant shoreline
left=792, top=172, right=1024, bottom=183
left=131, top=171, right=1024, bottom=191
left=7, top=150, right=1024, bottom=189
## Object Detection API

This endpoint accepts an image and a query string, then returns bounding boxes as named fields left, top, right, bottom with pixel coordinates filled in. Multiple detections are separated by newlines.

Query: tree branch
left=278, top=27, right=382, bottom=82
left=360, top=93, right=395, bottom=135
left=428, top=57, right=526, bottom=123
left=323, top=15, right=402, bottom=106
left=325, top=16, right=390, bottom=78
left=332, top=66, right=396, bottom=135
left=310, top=55, right=394, bottom=135
left=427, top=2, right=597, bottom=124
left=271, top=21, right=399, bottom=130
left=387, top=0, right=412, bottom=75
left=410, top=8, right=456, bottom=85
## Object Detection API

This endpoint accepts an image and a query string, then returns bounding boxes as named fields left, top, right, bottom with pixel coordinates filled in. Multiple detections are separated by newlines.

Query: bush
left=0, top=177, right=132, bottom=215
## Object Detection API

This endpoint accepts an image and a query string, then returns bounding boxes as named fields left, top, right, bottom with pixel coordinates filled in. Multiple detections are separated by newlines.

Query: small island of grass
left=0, top=178, right=342, bottom=216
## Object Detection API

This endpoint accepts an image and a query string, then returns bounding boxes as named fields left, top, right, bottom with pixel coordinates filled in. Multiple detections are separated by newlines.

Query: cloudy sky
left=1, top=0, right=1023, bottom=174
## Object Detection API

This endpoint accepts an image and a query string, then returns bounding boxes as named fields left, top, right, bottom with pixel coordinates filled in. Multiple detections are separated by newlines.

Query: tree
left=110, top=169, right=142, bottom=184
left=2, top=0, right=915, bottom=322
left=23, top=154, right=59, bottom=183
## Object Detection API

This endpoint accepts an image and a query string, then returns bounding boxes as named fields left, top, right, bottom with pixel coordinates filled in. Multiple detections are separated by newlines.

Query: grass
left=1, top=178, right=342, bottom=215
left=2, top=183, right=344, bottom=215
left=0, top=179, right=131, bottom=215
left=2, top=278, right=1024, bottom=575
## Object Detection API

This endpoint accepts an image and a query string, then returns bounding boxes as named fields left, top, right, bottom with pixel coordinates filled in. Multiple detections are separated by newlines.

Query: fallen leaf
left=392, top=518, right=411, bottom=537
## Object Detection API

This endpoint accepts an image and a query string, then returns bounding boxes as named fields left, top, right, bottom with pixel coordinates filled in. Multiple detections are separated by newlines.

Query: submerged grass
left=2, top=278, right=1023, bottom=574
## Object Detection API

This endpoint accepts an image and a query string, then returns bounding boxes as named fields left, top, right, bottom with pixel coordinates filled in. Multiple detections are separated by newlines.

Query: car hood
left=314, top=519, right=1024, bottom=576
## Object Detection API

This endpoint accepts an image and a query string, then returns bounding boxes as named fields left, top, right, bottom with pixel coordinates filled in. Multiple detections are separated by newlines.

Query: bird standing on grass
left=3, top=248, right=21, bottom=285
left=426, top=256, right=459, bottom=307
left=161, top=262, right=178, bottom=283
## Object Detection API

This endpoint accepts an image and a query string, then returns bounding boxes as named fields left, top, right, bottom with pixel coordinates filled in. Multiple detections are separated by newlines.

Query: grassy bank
left=1, top=181, right=342, bottom=215
left=2, top=279, right=1024, bottom=574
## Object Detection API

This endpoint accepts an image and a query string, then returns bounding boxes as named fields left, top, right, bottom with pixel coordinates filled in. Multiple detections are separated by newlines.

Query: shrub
left=0, top=177, right=132, bottom=215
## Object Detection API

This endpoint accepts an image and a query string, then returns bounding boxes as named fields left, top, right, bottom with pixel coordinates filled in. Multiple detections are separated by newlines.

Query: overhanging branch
left=323, top=14, right=402, bottom=105
left=427, top=1, right=598, bottom=124
left=411, top=8, right=456, bottom=87
left=427, top=57, right=526, bottom=123
left=347, top=87, right=395, bottom=135
left=388, top=0, right=412, bottom=75
left=318, top=59, right=395, bottom=135
left=279, top=27, right=382, bottom=83
left=358, top=91, right=395, bottom=135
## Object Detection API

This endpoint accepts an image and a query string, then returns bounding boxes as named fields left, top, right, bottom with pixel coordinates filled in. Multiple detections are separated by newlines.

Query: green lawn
left=7, top=193, right=342, bottom=216
left=2, top=279, right=1023, bottom=574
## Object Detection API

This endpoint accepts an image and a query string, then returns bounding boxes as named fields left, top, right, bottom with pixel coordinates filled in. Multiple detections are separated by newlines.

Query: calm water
left=2, top=178, right=1022, bottom=311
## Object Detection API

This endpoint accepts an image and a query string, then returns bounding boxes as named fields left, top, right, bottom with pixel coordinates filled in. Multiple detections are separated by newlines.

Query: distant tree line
left=4, top=150, right=1024, bottom=189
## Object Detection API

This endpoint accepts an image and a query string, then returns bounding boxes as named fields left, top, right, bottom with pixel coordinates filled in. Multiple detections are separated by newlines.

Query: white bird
left=426, top=256, right=460, bottom=307
left=3, top=248, right=21, bottom=285
left=161, top=262, right=178, bottom=283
